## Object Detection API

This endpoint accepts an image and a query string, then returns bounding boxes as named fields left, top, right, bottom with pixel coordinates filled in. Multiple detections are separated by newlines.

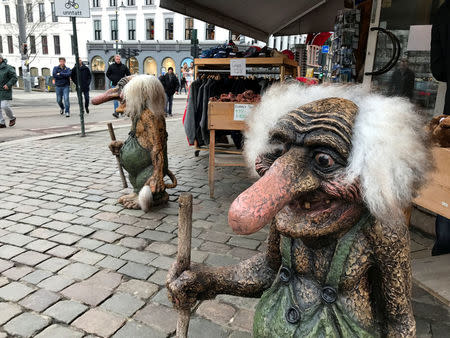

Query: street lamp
left=115, top=1, right=126, bottom=54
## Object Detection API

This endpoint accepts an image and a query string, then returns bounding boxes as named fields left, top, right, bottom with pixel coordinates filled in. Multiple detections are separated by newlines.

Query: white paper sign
left=407, top=25, right=432, bottom=51
left=55, top=0, right=90, bottom=18
left=234, top=104, right=254, bottom=121
left=230, top=59, right=246, bottom=76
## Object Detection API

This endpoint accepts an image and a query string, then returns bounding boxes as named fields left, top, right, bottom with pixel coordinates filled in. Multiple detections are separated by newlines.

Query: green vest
left=253, top=214, right=379, bottom=338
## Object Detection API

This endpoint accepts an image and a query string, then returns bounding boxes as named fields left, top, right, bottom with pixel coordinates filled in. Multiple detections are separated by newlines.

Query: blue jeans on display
left=165, top=93, right=173, bottom=115
left=56, top=86, right=70, bottom=113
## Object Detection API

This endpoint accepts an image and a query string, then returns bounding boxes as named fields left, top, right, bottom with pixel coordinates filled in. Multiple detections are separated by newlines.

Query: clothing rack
left=190, top=57, right=300, bottom=197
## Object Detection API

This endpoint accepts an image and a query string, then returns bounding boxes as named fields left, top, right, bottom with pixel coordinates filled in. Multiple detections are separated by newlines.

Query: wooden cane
left=176, top=193, right=193, bottom=338
left=107, top=123, right=128, bottom=189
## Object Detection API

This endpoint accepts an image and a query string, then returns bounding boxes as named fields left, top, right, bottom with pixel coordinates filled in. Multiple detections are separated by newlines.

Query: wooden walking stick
left=107, top=123, right=128, bottom=189
left=176, top=193, right=193, bottom=338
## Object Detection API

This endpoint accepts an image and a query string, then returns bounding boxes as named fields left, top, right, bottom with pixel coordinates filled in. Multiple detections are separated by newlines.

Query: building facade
left=0, top=0, right=90, bottom=80
left=86, top=0, right=263, bottom=89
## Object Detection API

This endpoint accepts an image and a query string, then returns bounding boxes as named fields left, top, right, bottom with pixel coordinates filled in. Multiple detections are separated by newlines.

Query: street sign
left=322, top=45, right=329, bottom=54
left=55, top=0, right=90, bottom=18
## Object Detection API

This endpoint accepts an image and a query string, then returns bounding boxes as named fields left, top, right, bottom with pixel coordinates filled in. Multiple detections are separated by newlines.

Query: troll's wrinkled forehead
left=268, top=97, right=358, bottom=159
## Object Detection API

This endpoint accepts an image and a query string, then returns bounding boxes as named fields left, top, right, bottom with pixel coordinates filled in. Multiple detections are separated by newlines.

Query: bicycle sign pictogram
left=65, top=0, right=80, bottom=9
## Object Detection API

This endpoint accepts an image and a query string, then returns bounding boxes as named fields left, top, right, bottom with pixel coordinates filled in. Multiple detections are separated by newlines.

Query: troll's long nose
left=228, top=148, right=320, bottom=235
left=91, top=87, right=120, bottom=105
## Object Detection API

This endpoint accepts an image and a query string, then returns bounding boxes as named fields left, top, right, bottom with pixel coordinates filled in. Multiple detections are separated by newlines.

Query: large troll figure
left=92, top=75, right=176, bottom=211
left=168, top=85, right=430, bottom=337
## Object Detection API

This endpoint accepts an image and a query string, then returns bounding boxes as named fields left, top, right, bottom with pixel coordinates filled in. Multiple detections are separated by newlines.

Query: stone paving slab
left=0, top=123, right=447, bottom=337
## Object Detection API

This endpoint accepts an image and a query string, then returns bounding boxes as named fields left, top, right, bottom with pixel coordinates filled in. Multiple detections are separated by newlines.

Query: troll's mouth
left=288, top=191, right=338, bottom=217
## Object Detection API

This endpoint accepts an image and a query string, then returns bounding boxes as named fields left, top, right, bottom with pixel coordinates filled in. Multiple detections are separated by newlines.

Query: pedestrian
left=52, top=57, right=72, bottom=117
left=106, top=55, right=130, bottom=118
left=160, top=67, right=179, bottom=117
left=71, top=58, right=92, bottom=114
left=0, top=55, right=17, bottom=128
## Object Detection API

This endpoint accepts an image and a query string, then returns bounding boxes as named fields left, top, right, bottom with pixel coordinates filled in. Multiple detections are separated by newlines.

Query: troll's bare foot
left=118, top=193, right=140, bottom=209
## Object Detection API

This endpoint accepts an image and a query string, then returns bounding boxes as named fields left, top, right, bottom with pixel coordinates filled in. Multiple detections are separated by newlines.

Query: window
left=39, top=3, right=45, bottom=22
left=127, top=0, right=135, bottom=5
left=128, top=19, right=136, bottom=40
left=42, top=35, right=48, bottom=54
left=30, top=35, right=36, bottom=54
left=110, top=19, right=118, bottom=40
left=165, top=18, right=173, bottom=40
left=185, top=18, right=193, bottom=40
left=109, top=0, right=116, bottom=6
left=7, top=36, right=13, bottom=54
left=26, top=3, right=33, bottom=22
left=54, top=35, right=60, bottom=55
left=15, top=5, right=19, bottom=23
left=5, top=5, right=10, bottom=23
left=145, top=0, right=153, bottom=4
left=206, top=23, right=215, bottom=40
left=146, top=19, right=154, bottom=40
left=0, top=37, right=3, bottom=54
left=94, top=20, right=102, bottom=40
left=92, top=0, right=100, bottom=7
left=51, top=2, right=57, bottom=22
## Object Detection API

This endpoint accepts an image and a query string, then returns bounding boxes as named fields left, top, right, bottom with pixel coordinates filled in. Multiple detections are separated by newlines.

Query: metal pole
left=72, top=17, right=86, bottom=137
left=115, top=0, right=118, bottom=54
left=17, top=0, right=31, bottom=92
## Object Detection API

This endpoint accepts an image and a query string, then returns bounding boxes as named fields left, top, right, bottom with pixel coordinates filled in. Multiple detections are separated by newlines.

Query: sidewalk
left=0, top=120, right=447, bottom=337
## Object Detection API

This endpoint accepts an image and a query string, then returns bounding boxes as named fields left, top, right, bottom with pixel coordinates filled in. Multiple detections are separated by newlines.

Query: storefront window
left=91, top=56, right=106, bottom=72
left=144, top=57, right=157, bottom=76
left=161, top=57, right=176, bottom=75
left=371, top=0, right=445, bottom=117
left=127, top=57, right=139, bottom=74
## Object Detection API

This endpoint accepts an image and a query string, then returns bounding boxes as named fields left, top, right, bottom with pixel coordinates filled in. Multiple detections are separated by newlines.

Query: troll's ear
left=429, top=115, right=450, bottom=148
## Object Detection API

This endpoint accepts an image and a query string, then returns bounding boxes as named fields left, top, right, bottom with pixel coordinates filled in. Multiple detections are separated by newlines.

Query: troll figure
left=167, top=85, right=430, bottom=337
left=92, top=75, right=177, bottom=211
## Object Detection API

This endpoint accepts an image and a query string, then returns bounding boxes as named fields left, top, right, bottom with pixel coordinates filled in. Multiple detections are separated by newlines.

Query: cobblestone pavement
left=0, top=119, right=448, bottom=337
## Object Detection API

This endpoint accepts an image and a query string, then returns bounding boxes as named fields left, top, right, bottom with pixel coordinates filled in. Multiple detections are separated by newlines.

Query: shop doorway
left=91, top=56, right=106, bottom=90
left=161, top=57, right=176, bottom=75
left=144, top=57, right=157, bottom=76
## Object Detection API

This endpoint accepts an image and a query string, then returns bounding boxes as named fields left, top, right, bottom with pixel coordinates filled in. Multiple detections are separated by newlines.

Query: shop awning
left=160, top=0, right=344, bottom=42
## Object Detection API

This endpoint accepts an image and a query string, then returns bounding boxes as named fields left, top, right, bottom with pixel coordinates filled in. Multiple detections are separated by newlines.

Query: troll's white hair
left=123, top=74, right=166, bottom=119
left=245, top=84, right=431, bottom=225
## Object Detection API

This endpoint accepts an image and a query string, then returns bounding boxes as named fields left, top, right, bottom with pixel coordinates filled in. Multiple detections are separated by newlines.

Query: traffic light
left=22, top=43, right=28, bottom=55
left=190, top=29, right=199, bottom=58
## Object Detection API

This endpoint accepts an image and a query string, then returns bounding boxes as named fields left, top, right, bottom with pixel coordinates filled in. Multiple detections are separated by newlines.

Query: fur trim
left=244, top=83, right=431, bottom=225
left=138, top=185, right=153, bottom=212
left=123, top=74, right=166, bottom=119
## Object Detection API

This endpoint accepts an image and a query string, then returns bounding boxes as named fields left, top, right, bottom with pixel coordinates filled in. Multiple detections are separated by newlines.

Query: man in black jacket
left=430, top=0, right=450, bottom=256
left=431, top=0, right=449, bottom=114
left=106, top=55, right=130, bottom=118
left=160, top=67, right=179, bottom=116
left=71, top=58, right=92, bottom=113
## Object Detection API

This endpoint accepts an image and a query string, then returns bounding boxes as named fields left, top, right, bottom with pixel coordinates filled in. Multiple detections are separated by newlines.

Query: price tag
left=234, top=104, right=254, bottom=121
left=230, top=59, right=246, bottom=76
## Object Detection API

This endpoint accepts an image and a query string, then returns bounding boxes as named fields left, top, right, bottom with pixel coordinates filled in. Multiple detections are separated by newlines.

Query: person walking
left=160, top=67, right=179, bottom=117
left=71, top=58, right=92, bottom=114
left=0, top=55, right=17, bottom=128
left=52, top=57, right=72, bottom=117
left=106, top=55, right=130, bottom=118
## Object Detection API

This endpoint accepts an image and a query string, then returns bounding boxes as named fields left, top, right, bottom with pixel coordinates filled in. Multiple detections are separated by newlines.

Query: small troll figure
left=92, top=75, right=177, bottom=211
left=167, top=85, right=431, bottom=337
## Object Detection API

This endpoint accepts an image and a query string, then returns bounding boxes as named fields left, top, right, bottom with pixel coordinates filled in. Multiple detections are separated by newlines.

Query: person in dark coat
left=52, top=57, right=72, bottom=117
left=389, top=59, right=415, bottom=100
left=431, top=0, right=449, bottom=114
left=160, top=67, right=179, bottom=116
left=106, top=55, right=130, bottom=118
left=431, top=0, right=450, bottom=256
left=71, top=58, right=92, bottom=114
left=0, top=55, right=17, bottom=127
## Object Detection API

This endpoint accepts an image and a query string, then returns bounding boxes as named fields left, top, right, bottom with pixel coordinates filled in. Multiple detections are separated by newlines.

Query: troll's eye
left=314, top=153, right=334, bottom=168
